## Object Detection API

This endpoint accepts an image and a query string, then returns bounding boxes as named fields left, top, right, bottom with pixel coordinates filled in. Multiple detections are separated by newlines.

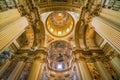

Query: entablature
left=35, top=0, right=84, bottom=13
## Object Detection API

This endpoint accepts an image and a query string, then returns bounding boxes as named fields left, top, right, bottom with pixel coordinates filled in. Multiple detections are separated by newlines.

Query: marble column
left=76, top=62, right=82, bottom=80
left=0, top=17, right=28, bottom=52
left=95, top=60, right=112, bottom=80
left=28, top=59, right=43, bottom=80
left=78, top=58, right=92, bottom=80
left=92, top=16, right=120, bottom=53
left=37, top=63, right=45, bottom=80
left=8, top=61, right=25, bottom=80
left=0, top=60, right=11, bottom=77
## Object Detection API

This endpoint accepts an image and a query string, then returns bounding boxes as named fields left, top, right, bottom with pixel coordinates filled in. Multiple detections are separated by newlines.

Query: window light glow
left=66, top=28, right=70, bottom=32
left=57, top=64, right=63, bottom=70
left=50, top=28, right=53, bottom=32
left=58, top=31, right=62, bottom=35
left=58, top=13, right=62, bottom=16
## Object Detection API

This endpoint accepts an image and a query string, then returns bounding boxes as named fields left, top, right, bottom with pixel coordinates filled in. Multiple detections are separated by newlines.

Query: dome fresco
left=46, top=11, right=74, bottom=37
left=47, top=41, right=73, bottom=71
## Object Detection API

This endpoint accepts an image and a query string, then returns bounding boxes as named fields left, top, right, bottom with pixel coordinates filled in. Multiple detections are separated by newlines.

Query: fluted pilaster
left=95, top=60, right=112, bottom=80
left=7, top=61, right=25, bottom=80
left=110, top=56, right=120, bottom=75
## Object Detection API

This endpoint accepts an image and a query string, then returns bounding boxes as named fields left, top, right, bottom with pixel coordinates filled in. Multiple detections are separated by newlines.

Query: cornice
left=17, top=48, right=47, bottom=55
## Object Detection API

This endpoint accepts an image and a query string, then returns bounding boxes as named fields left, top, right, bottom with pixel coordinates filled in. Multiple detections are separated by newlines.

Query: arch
left=47, top=40, right=72, bottom=49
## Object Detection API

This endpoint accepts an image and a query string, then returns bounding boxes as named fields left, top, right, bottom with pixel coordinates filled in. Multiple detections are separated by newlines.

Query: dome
left=46, top=11, right=74, bottom=37
left=47, top=41, right=73, bottom=71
